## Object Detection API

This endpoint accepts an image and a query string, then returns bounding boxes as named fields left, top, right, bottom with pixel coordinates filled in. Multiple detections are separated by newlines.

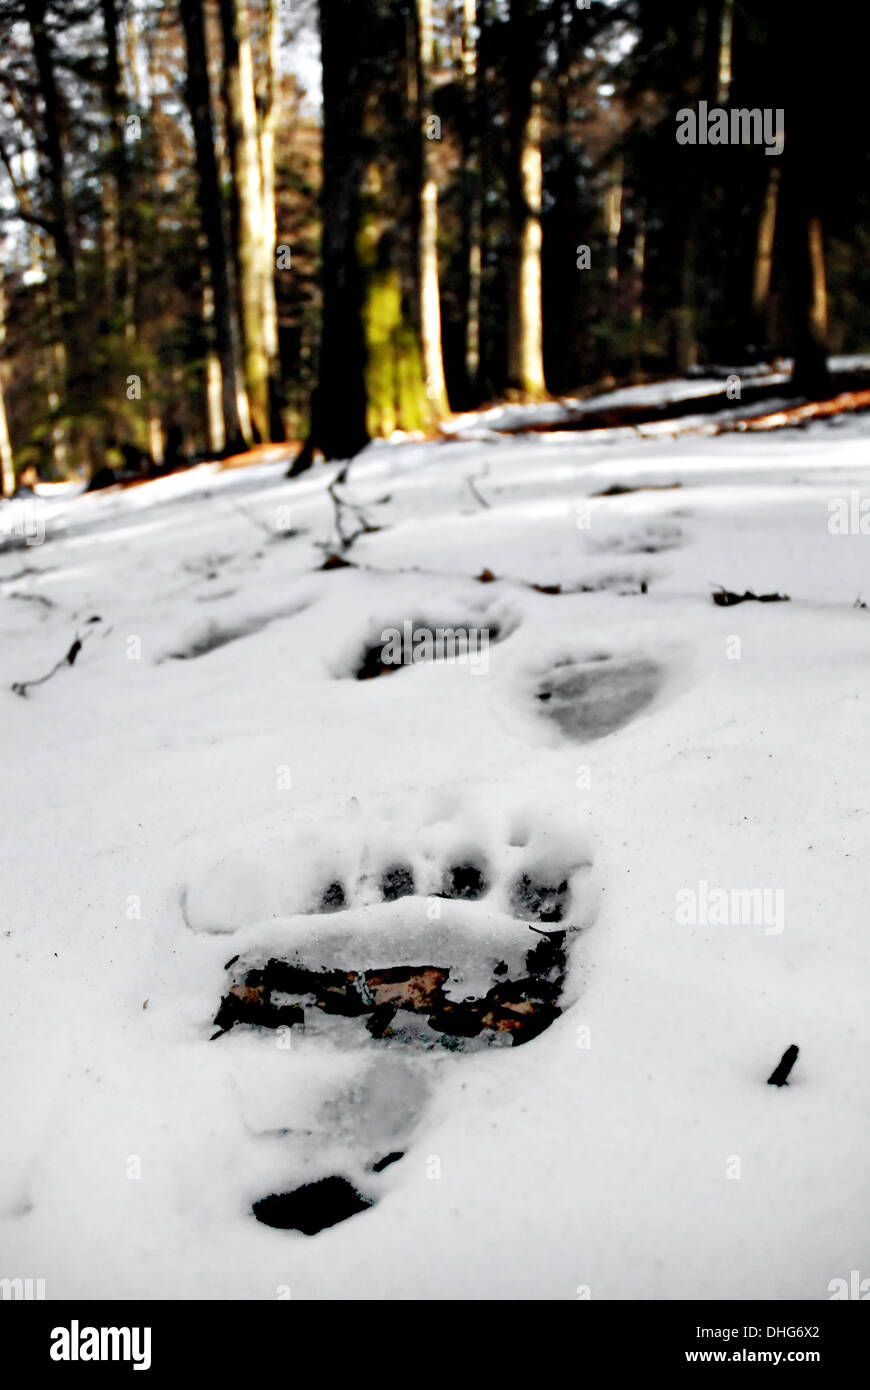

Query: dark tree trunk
left=23, top=0, right=77, bottom=344
left=179, top=0, right=251, bottom=454
left=291, top=0, right=373, bottom=469
left=99, top=0, right=135, bottom=327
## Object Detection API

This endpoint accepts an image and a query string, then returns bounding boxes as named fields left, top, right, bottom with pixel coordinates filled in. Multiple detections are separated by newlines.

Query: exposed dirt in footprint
left=536, top=652, right=662, bottom=740
left=253, top=1177, right=372, bottom=1235
left=213, top=933, right=567, bottom=1050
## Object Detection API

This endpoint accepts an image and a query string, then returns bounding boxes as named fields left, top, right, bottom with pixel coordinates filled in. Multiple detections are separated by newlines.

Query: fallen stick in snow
left=767, top=1044, right=799, bottom=1087
left=466, top=474, right=492, bottom=509
left=592, top=482, right=682, bottom=498
left=712, top=586, right=790, bottom=607
left=12, top=630, right=92, bottom=698
left=325, top=478, right=381, bottom=553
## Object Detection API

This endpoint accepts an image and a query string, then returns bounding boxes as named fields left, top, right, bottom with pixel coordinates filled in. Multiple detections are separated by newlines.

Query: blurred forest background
left=0, top=0, right=866, bottom=488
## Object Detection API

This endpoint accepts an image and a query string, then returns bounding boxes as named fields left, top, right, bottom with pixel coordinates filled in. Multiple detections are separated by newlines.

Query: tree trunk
left=202, top=276, right=226, bottom=455
left=507, top=1, right=546, bottom=399
left=784, top=32, right=830, bottom=398
left=716, top=0, right=734, bottom=104
left=294, top=0, right=431, bottom=471
left=751, top=165, right=779, bottom=346
left=792, top=209, right=829, bottom=396
left=23, top=0, right=77, bottom=358
left=416, top=0, right=448, bottom=418
left=99, top=0, right=135, bottom=335
left=293, top=0, right=370, bottom=467
left=460, top=0, right=482, bottom=400
left=257, top=0, right=282, bottom=435
left=219, top=0, right=271, bottom=442
left=631, top=220, right=646, bottom=381
left=180, top=0, right=251, bottom=454
left=604, top=158, right=623, bottom=287
left=672, top=218, right=698, bottom=374
left=0, top=279, right=15, bottom=497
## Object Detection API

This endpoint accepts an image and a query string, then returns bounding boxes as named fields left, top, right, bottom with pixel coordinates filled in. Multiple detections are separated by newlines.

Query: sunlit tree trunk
left=716, top=0, right=734, bottom=103
left=417, top=0, right=448, bottom=418
left=604, top=158, right=623, bottom=286
left=751, top=166, right=779, bottom=345
left=219, top=0, right=271, bottom=441
left=507, top=0, right=546, bottom=399
left=202, top=276, right=225, bottom=455
left=257, top=0, right=282, bottom=434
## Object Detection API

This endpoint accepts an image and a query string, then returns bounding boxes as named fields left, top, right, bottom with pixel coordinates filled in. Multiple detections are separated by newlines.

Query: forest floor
left=1, top=373, right=869, bottom=1299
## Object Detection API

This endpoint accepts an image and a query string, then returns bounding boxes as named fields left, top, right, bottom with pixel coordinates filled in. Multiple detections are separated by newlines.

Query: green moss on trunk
left=358, top=183, right=431, bottom=439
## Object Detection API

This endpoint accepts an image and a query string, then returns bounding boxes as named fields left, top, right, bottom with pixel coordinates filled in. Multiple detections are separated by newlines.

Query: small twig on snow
left=466, top=474, right=492, bottom=509
left=12, top=630, right=92, bottom=698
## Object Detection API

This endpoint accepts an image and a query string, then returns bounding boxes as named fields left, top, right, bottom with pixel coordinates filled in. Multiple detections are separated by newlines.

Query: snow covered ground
left=1, top=401, right=869, bottom=1300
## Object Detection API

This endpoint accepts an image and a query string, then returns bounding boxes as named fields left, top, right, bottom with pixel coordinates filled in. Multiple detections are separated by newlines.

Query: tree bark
left=180, top=0, right=251, bottom=454
left=751, top=165, right=779, bottom=346
left=294, top=0, right=431, bottom=470
left=256, top=0, right=282, bottom=435
left=604, top=158, right=623, bottom=287
left=99, top=0, right=135, bottom=335
left=507, top=0, right=546, bottom=399
left=416, top=0, right=448, bottom=418
left=716, top=0, right=734, bottom=104
left=219, top=0, right=271, bottom=442
left=23, top=0, right=77, bottom=355
left=791, top=209, right=829, bottom=396
left=460, top=0, right=482, bottom=400
left=0, top=278, right=15, bottom=497
left=631, top=220, right=646, bottom=381
left=292, top=0, right=370, bottom=467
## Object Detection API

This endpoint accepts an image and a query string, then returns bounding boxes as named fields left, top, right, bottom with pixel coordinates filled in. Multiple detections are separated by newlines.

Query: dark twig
left=767, top=1043, right=799, bottom=1087
left=467, top=474, right=492, bottom=509
left=12, top=631, right=91, bottom=698
left=326, top=478, right=381, bottom=552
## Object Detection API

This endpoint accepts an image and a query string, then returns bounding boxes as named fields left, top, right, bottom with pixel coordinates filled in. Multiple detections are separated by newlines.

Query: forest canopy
left=0, top=0, right=866, bottom=488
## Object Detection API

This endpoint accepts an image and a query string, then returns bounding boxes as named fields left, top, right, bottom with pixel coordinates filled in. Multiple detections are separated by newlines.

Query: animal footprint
left=178, top=788, right=598, bottom=1234
left=535, top=650, right=663, bottom=741
left=588, top=521, right=685, bottom=556
left=339, top=595, right=521, bottom=680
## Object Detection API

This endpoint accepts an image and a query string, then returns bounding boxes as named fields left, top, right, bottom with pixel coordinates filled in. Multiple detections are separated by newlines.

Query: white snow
left=1, top=398, right=868, bottom=1299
